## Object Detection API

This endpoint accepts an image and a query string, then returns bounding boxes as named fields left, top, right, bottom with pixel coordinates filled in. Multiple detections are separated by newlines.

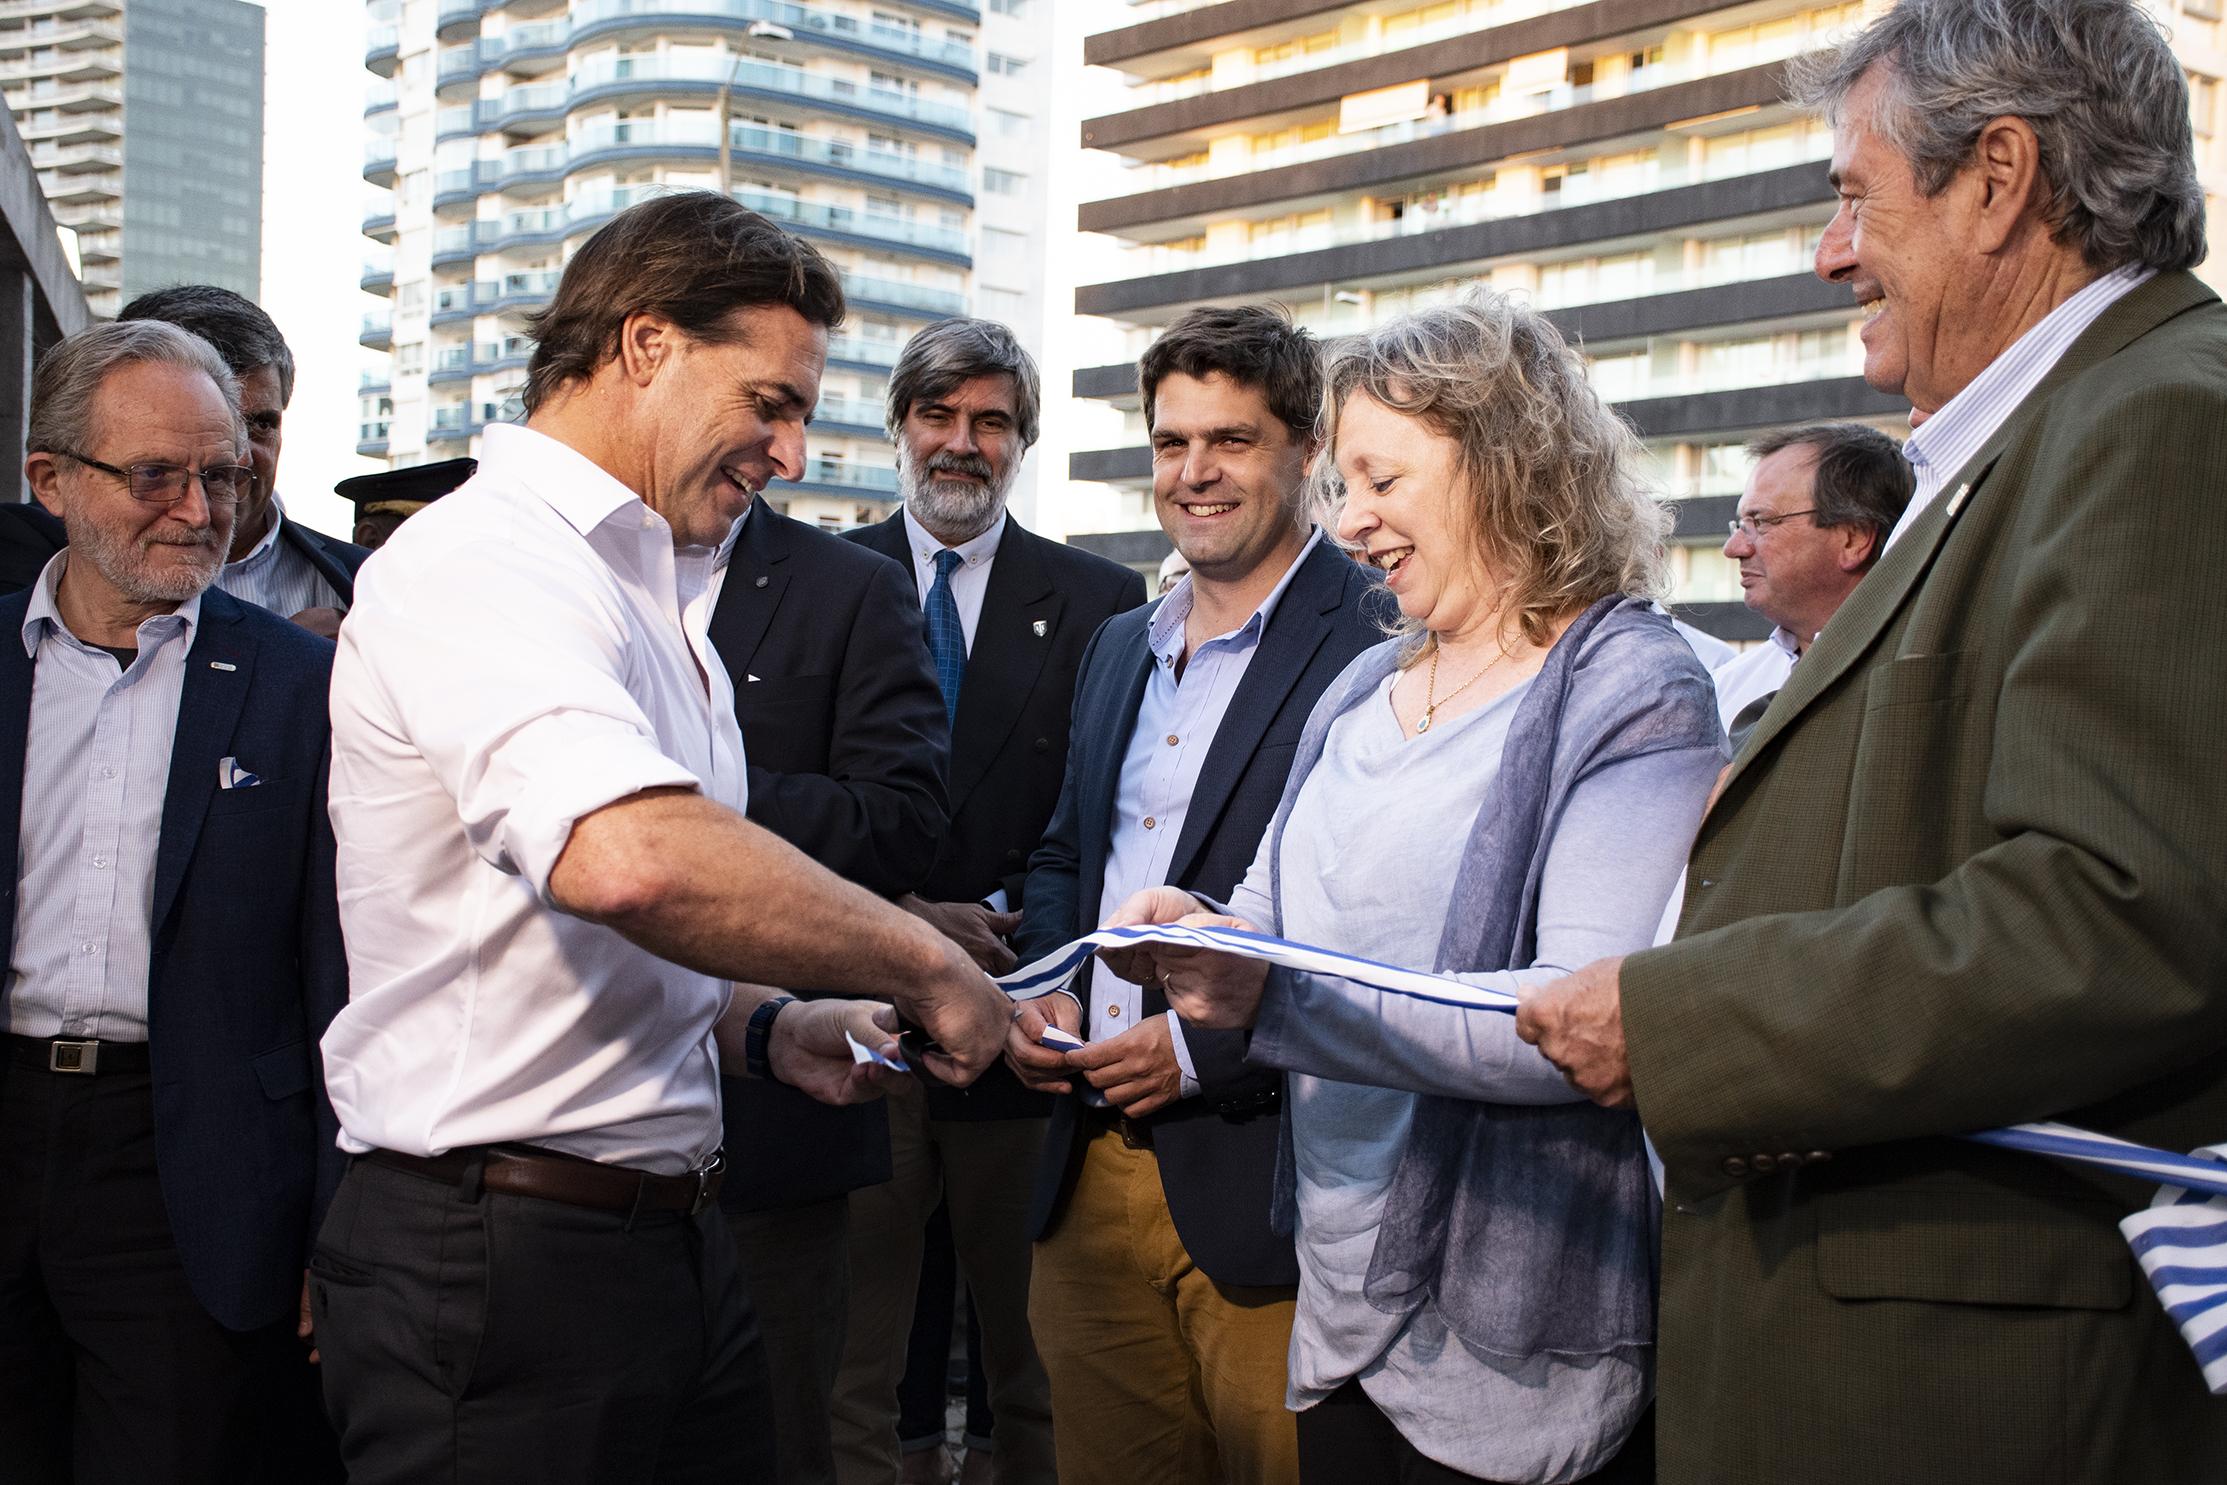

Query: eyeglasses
left=1727, top=509, right=1818, bottom=540
left=57, top=451, right=257, bottom=509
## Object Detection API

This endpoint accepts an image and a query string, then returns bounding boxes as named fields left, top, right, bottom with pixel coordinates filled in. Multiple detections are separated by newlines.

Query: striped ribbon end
left=2121, top=1146, right=2227, bottom=1396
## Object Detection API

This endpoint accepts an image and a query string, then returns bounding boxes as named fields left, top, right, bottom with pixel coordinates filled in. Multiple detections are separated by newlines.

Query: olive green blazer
left=1624, top=269, right=2227, bottom=1485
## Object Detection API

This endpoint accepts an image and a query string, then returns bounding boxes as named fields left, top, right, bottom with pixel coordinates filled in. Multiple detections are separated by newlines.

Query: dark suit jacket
left=1014, top=539, right=1388, bottom=1287
left=710, top=500, right=949, bottom=1211
left=1623, top=270, right=2227, bottom=1482
left=0, top=500, right=64, bottom=594
left=280, top=512, right=370, bottom=606
left=0, top=585, right=347, bottom=1333
left=0, top=500, right=368, bottom=608
left=847, top=511, right=1147, bottom=1121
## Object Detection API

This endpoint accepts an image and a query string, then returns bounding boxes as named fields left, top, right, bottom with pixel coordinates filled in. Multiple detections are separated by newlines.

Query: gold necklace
left=1415, top=638, right=1507, bottom=734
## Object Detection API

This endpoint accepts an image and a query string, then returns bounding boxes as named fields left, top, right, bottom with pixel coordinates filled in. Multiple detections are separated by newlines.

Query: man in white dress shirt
left=1712, top=421, right=1913, bottom=743
left=311, top=191, right=1010, bottom=1485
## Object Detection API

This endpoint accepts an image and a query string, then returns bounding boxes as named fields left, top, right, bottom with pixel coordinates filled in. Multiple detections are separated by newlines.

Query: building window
left=986, top=52, right=1028, bottom=77
left=983, top=168, right=1024, bottom=195
left=990, top=107, right=1029, bottom=137
left=989, top=0, right=1026, bottom=14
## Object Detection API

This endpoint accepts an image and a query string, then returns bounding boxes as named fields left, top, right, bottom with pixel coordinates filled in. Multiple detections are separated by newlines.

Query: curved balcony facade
left=456, top=0, right=976, bottom=87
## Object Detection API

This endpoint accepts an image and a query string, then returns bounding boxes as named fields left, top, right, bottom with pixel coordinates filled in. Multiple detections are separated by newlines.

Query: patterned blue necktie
left=925, top=548, right=966, bottom=726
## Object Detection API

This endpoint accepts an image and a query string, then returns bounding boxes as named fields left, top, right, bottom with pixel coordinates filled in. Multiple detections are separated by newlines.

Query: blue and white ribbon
left=997, top=922, right=2227, bottom=1392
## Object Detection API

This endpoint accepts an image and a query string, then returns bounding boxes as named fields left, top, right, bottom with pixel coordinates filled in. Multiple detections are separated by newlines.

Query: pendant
left=1415, top=712, right=1433, bottom=734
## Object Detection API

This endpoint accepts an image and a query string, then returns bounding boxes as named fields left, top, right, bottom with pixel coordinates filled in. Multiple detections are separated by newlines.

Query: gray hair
left=1788, top=0, right=2205, bottom=274
left=28, top=320, right=243, bottom=458
left=1747, top=422, right=1915, bottom=571
left=1315, top=288, right=1668, bottom=649
left=885, top=317, right=1041, bottom=449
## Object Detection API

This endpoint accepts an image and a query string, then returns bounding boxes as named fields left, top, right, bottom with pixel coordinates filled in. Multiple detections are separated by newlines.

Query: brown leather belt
left=1081, top=1104, right=1154, bottom=1151
left=364, top=1144, right=724, bottom=1217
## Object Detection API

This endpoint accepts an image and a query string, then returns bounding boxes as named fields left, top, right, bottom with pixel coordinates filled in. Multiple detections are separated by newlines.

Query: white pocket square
left=217, top=757, right=262, bottom=790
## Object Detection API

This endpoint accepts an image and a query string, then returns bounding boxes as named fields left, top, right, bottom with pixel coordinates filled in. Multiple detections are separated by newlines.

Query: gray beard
left=899, top=448, right=1011, bottom=543
left=66, top=512, right=225, bottom=604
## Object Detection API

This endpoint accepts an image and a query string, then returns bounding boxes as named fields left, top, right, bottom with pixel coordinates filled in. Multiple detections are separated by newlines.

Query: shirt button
left=80, top=941, right=96, bottom=955
left=1142, top=817, right=1156, bottom=830
left=1107, top=1005, right=1121, bottom=1019
left=90, top=854, right=108, bottom=869
left=101, top=766, right=116, bottom=780
left=1165, top=735, right=1179, bottom=746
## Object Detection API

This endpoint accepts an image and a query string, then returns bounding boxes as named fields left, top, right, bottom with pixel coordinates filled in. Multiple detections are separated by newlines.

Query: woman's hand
left=1148, top=912, right=1270, bottom=1030
left=1096, top=886, right=1208, bottom=985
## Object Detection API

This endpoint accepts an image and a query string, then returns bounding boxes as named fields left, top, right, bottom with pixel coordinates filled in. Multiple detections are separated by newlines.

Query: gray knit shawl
left=1253, top=594, right=1723, bottom=1358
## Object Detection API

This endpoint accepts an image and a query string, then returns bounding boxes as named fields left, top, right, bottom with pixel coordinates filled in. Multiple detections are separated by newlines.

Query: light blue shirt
left=5, top=551, right=200, bottom=1041
left=214, top=498, right=343, bottom=618
left=1893, top=263, right=2152, bottom=550
left=1086, top=531, right=1320, bottom=1099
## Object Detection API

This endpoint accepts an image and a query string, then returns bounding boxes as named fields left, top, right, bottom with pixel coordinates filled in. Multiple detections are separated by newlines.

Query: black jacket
left=1014, top=539, right=1391, bottom=1287
left=847, top=511, right=1147, bottom=1121
left=710, top=500, right=951, bottom=1210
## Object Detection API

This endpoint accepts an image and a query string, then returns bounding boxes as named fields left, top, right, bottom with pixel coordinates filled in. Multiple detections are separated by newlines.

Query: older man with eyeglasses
left=0, top=320, right=349, bottom=1485
left=1710, top=421, right=1913, bottom=747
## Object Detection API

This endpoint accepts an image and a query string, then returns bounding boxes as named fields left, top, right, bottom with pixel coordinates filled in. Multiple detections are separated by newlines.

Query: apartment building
left=359, top=0, right=1054, bottom=531
left=0, top=0, right=263, bottom=318
left=1062, top=0, right=2227, bottom=639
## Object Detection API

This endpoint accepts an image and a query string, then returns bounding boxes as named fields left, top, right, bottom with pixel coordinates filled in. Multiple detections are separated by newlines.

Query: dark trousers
left=312, top=1154, right=775, bottom=1485
left=1298, top=1381, right=1655, bottom=1485
left=0, top=1058, right=332, bottom=1485
left=730, top=1195, right=850, bottom=1485
left=898, top=1201, right=994, bottom=1453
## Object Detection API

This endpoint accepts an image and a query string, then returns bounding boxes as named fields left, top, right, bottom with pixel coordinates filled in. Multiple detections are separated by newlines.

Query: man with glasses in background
left=0, top=321, right=349, bottom=1484
left=1711, top=422, right=1913, bottom=744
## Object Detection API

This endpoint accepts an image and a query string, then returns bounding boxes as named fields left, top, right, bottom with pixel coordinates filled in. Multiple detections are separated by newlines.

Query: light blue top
left=1086, top=531, right=1320, bottom=1096
left=1227, top=665, right=1715, bottom=1482
left=6, top=551, right=200, bottom=1041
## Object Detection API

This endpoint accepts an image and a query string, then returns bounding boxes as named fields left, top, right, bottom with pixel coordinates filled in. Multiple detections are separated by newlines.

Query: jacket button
left=1004, top=848, right=1022, bottom=862
left=1750, top=1153, right=1777, bottom=1174
left=1778, top=1152, right=1803, bottom=1169
left=1806, top=1150, right=1832, bottom=1164
left=1034, top=738, right=1050, bottom=753
left=1720, top=1156, right=1749, bottom=1178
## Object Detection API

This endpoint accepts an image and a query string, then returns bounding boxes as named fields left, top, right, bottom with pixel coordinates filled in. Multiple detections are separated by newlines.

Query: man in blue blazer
left=1006, top=307, right=1389, bottom=1485
left=0, top=321, right=347, bottom=1484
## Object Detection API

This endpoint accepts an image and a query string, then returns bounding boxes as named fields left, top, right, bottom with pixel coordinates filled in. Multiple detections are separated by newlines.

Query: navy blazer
left=1014, top=539, right=1391, bottom=1288
left=847, top=512, right=1147, bottom=1122
left=281, top=516, right=370, bottom=607
left=0, top=585, right=348, bottom=1332
left=709, top=499, right=948, bottom=1212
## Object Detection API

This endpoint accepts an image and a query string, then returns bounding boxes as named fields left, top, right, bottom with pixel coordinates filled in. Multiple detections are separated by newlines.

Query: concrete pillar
left=0, top=269, right=32, bottom=505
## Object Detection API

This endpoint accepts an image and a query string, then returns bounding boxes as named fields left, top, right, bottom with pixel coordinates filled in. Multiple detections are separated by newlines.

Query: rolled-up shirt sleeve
left=344, top=541, right=709, bottom=900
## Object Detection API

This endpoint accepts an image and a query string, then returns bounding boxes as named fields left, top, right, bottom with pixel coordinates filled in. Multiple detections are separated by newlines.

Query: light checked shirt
left=1087, top=532, right=1321, bottom=1101
left=213, top=497, right=344, bottom=618
left=5, top=552, right=199, bottom=1041
left=321, top=423, right=748, bottom=1175
left=901, top=504, right=1005, bottom=655
left=1892, top=264, right=2153, bottom=551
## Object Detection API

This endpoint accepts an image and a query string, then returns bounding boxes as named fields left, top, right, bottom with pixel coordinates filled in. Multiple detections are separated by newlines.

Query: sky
left=255, top=0, right=381, bottom=541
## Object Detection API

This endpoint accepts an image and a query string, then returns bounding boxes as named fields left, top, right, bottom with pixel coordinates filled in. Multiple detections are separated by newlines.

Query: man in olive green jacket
left=1520, top=4, right=2227, bottom=1480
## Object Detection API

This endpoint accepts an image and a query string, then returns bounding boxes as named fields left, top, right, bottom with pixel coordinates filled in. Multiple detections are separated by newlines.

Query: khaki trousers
left=1028, top=1127, right=1299, bottom=1485
left=831, top=1079, right=1054, bottom=1485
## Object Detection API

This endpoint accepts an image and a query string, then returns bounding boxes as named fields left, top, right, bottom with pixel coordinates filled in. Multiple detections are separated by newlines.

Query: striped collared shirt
left=5, top=552, right=201, bottom=1041
left=214, top=496, right=343, bottom=618
left=1891, top=264, right=2154, bottom=551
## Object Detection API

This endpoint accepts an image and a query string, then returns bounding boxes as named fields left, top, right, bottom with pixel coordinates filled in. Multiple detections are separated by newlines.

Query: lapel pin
left=1945, top=482, right=1973, bottom=518
left=1032, top=620, right=1048, bottom=638
left=754, top=575, right=768, bottom=588
left=208, top=661, right=237, bottom=672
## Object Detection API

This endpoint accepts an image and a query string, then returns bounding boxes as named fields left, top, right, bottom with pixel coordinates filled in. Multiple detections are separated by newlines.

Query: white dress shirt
left=321, top=423, right=748, bottom=1175
left=5, top=553, right=198, bottom=1041
left=1709, top=626, right=1800, bottom=731
left=900, top=504, right=1005, bottom=655
left=1087, top=533, right=1319, bottom=1101
left=1891, top=264, right=2153, bottom=551
left=213, top=497, right=344, bottom=617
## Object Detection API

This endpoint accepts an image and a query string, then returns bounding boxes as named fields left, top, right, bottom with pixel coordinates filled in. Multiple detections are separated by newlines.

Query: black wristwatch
left=745, top=995, right=797, bottom=1083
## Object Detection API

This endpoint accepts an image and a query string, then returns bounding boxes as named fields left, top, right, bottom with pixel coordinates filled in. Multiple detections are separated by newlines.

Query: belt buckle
left=48, top=1038, right=98, bottom=1075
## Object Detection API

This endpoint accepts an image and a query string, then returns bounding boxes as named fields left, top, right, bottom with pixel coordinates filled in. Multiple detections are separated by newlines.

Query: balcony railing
left=827, top=333, right=903, bottom=368
left=784, top=459, right=898, bottom=493
left=843, top=272, right=964, bottom=316
left=475, top=54, right=972, bottom=137
left=474, top=0, right=975, bottom=73
left=437, top=123, right=968, bottom=201
left=737, top=190, right=969, bottom=257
